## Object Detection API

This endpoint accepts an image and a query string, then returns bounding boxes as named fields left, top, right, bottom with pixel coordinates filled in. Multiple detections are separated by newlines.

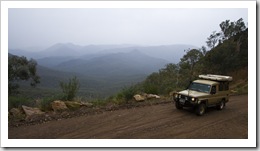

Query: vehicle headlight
left=191, top=97, right=196, bottom=102
left=175, top=94, right=178, bottom=98
left=178, top=95, right=181, bottom=98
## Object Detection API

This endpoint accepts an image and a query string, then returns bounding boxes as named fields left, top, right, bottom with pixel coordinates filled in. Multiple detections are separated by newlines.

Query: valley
left=9, top=43, right=197, bottom=98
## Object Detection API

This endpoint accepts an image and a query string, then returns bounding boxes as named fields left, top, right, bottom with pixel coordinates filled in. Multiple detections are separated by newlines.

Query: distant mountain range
left=9, top=43, right=139, bottom=59
left=51, top=50, right=168, bottom=77
left=8, top=43, right=198, bottom=98
left=9, top=43, right=198, bottom=62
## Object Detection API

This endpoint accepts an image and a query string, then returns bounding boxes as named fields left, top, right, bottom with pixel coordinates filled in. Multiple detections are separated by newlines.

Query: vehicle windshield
left=188, top=82, right=211, bottom=93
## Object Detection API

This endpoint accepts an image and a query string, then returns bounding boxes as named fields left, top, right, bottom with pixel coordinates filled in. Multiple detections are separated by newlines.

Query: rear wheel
left=217, top=100, right=225, bottom=110
left=196, top=103, right=206, bottom=116
left=175, top=101, right=183, bottom=109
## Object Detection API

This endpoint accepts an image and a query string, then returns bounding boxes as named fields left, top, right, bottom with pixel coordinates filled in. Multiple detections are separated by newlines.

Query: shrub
left=143, top=83, right=158, bottom=94
left=40, top=94, right=63, bottom=111
left=8, top=96, right=33, bottom=110
left=120, top=86, right=137, bottom=103
left=90, top=98, right=109, bottom=107
left=111, top=95, right=125, bottom=105
left=59, top=76, right=80, bottom=101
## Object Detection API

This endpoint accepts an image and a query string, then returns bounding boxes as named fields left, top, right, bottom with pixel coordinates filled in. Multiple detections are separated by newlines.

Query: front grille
left=180, top=95, right=191, bottom=101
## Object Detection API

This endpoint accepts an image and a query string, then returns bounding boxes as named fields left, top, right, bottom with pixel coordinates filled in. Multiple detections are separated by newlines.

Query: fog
left=8, top=8, right=248, bottom=51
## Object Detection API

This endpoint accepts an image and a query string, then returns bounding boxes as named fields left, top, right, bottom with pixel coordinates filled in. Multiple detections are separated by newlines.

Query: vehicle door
left=209, top=85, right=222, bottom=105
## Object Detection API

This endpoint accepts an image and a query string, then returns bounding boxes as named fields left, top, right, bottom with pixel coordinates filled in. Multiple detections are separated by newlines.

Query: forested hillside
left=120, top=18, right=248, bottom=96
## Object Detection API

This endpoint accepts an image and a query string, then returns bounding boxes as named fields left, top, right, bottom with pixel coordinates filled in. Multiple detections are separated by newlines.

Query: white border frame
left=1, top=1, right=256, bottom=148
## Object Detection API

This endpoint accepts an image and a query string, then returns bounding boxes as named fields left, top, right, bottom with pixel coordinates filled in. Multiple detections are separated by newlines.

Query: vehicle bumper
left=174, top=98, right=198, bottom=107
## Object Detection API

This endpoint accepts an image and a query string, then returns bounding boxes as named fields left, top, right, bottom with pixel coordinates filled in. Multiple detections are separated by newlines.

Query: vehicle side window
left=211, top=85, right=216, bottom=94
left=219, top=83, right=223, bottom=91
left=219, top=82, right=229, bottom=91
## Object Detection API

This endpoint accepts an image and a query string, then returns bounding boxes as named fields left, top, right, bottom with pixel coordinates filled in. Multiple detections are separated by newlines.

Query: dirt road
left=9, top=95, right=247, bottom=139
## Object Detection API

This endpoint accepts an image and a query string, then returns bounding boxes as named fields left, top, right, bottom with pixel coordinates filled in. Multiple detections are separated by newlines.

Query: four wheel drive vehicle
left=174, top=74, right=232, bottom=116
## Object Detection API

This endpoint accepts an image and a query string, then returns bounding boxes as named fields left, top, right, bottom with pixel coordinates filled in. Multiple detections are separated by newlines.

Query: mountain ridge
left=9, top=43, right=198, bottom=62
left=53, top=50, right=169, bottom=77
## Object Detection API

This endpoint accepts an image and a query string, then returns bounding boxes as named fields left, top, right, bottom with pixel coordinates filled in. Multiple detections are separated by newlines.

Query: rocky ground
left=9, top=95, right=248, bottom=139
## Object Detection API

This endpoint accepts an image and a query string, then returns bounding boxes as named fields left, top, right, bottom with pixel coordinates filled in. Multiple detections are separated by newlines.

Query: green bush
left=8, top=96, right=33, bottom=110
left=120, top=86, right=137, bottom=102
left=110, top=95, right=125, bottom=105
left=90, top=98, right=109, bottom=107
left=40, top=94, right=63, bottom=111
left=115, top=92, right=124, bottom=100
left=59, top=76, right=80, bottom=101
left=143, top=83, right=158, bottom=94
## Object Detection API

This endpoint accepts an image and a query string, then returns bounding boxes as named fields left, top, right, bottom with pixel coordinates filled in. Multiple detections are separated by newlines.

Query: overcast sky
left=8, top=8, right=248, bottom=51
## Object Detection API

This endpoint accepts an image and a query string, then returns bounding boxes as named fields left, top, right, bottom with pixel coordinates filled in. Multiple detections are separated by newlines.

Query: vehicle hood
left=178, top=90, right=209, bottom=98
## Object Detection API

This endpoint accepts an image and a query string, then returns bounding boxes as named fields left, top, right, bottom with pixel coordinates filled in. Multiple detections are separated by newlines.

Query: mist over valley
left=9, top=43, right=198, bottom=98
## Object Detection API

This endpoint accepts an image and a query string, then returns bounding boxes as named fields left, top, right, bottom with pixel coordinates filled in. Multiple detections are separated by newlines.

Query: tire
left=175, top=101, right=183, bottom=109
left=217, top=100, right=225, bottom=110
left=196, top=103, right=206, bottom=116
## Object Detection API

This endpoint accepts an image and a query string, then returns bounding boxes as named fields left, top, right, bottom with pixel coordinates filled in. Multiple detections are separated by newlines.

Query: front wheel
left=175, top=101, right=183, bottom=109
left=196, top=103, right=206, bottom=116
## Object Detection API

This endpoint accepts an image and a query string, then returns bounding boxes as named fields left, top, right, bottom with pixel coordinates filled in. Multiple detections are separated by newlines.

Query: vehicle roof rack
left=199, top=74, right=233, bottom=82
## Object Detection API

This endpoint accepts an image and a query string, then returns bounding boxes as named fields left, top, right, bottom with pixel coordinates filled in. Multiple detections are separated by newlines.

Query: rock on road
left=9, top=95, right=248, bottom=139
